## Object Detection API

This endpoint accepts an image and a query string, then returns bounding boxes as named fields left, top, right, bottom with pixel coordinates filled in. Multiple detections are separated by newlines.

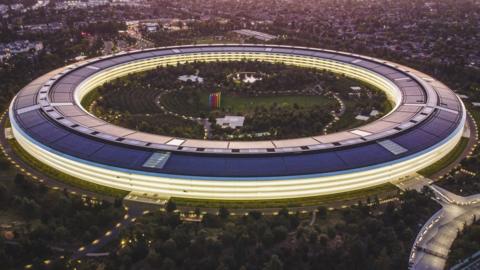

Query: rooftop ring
left=9, top=44, right=466, bottom=200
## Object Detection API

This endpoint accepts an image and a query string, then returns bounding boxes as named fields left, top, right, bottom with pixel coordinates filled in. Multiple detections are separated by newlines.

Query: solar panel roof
left=10, top=44, right=465, bottom=178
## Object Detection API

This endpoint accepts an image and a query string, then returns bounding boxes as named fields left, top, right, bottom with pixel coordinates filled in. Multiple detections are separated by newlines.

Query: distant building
left=9, top=3, right=23, bottom=11
left=178, top=75, right=204, bottom=83
left=75, top=55, right=87, bottom=61
left=0, top=40, right=43, bottom=62
left=111, top=0, right=148, bottom=7
left=355, top=115, right=370, bottom=121
left=243, top=74, right=261, bottom=83
left=22, top=23, right=63, bottom=33
left=55, top=1, right=88, bottom=9
left=55, top=0, right=147, bottom=10
left=0, top=52, right=7, bottom=62
left=350, top=86, right=362, bottom=91
left=216, top=116, right=245, bottom=129
left=163, top=22, right=187, bottom=32
left=0, top=4, right=8, bottom=15
left=370, top=110, right=380, bottom=117
left=126, top=20, right=140, bottom=27
left=143, top=22, right=159, bottom=33
left=233, top=29, right=277, bottom=41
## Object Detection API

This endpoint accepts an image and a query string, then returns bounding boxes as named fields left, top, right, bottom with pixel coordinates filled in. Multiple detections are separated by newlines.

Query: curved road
left=409, top=111, right=479, bottom=270
left=410, top=186, right=480, bottom=270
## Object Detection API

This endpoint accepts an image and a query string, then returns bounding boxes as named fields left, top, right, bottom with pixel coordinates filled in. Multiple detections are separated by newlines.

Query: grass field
left=171, top=183, right=399, bottom=209
left=418, top=137, right=469, bottom=177
left=8, top=139, right=129, bottom=198
left=197, top=92, right=335, bottom=114
left=161, top=90, right=337, bottom=117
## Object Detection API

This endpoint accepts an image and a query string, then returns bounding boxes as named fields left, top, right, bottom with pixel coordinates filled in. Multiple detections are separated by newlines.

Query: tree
left=262, top=229, right=274, bottom=247
left=421, top=185, right=434, bottom=198
left=0, top=160, right=9, bottom=171
left=0, top=183, right=7, bottom=204
left=373, top=248, right=392, bottom=270
left=131, top=236, right=149, bottom=262
left=54, top=226, right=69, bottom=241
left=114, top=197, right=123, bottom=208
left=219, top=206, right=230, bottom=219
left=14, top=173, right=29, bottom=190
left=249, top=211, right=262, bottom=220
left=146, top=251, right=163, bottom=268
left=165, top=200, right=176, bottom=213
left=159, top=257, right=175, bottom=270
left=272, top=226, right=288, bottom=242
left=162, top=239, right=177, bottom=258
left=278, top=207, right=289, bottom=217
left=263, top=254, right=283, bottom=270
left=202, top=213, right=222, bottom=228
left=317, top=206, right=327, bottom=219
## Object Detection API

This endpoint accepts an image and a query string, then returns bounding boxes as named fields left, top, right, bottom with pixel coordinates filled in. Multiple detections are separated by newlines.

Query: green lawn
left=198, top=92, right=335, bottom=114
left=171, top=183, right=399, bottom=209
left=418, top=137, right=469, bottom=177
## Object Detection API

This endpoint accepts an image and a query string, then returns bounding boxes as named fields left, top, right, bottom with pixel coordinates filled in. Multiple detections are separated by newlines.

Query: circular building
left=9, top=44, right=466, bottom=200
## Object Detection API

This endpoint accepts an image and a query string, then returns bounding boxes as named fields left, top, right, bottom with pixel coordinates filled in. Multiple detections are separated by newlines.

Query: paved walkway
left=409, top=186, right=480, bottom=270
left=398, top=112, right=479, bottom=270
left=71, top=204, right=146, bottom=261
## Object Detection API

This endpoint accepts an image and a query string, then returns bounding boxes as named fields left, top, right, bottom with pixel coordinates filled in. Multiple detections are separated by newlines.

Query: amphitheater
left=9, top=44, right=466, bottom=200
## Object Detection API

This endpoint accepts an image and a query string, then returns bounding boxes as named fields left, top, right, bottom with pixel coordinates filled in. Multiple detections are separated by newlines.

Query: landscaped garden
left=74, top=189, right=440, bottom=270
left=85, top=60, right=390, bottom=140
left=446, top=219, right=480, bottom=268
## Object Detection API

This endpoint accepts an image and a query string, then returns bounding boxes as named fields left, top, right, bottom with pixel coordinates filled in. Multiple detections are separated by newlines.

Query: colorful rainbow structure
left=209, top=92, right=221, bottom=109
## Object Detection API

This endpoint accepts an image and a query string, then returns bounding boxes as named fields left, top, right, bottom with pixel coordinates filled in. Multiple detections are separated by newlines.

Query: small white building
left=75, top=55, right=87, bottom=61
left=370, top=110, right=380, bottom=117
left=233, top=29, right=277, bottom=41
left=178, top=75, right=204, bottom=83
left=350, top=86, right=362, bottom=91
left=216, top=116, right=245, bottom=129
left=242, top=74, right=262, bottom=83
left=144, top=22, right=159, bottom=33
left=355, top=115, right=370, bottom=121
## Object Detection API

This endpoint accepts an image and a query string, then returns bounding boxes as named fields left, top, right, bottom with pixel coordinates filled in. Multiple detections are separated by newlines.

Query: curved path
left=410, top=186, right=480, bottom=270
left=409, top=111, right=479, bottom=270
